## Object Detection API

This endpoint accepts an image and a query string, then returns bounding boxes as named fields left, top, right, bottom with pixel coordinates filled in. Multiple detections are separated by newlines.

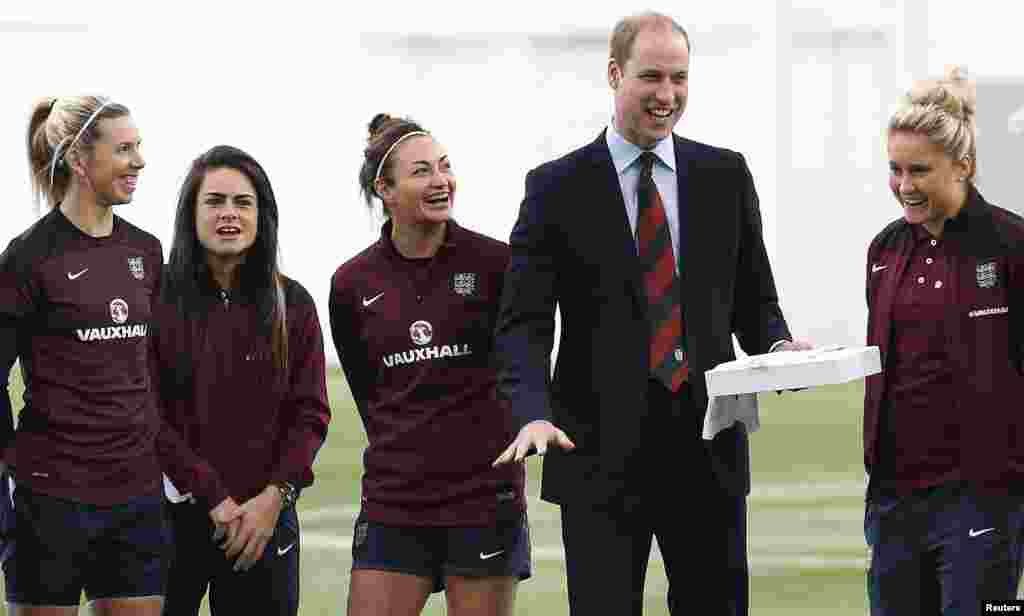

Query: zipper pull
left=219, top=289, right=230, bottom=309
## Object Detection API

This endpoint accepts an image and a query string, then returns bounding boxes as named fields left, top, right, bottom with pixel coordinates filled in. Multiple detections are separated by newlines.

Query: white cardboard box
left=704, top=345, right=882, bottom=397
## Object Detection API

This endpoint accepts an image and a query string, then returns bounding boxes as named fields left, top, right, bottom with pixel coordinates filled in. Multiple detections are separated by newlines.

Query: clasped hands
left=208, top=486, right=284, bottom=572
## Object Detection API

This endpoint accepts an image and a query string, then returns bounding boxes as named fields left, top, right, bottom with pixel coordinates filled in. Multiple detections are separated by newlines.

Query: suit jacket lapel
left=673, top=135, right=695, bottom=293
left=586, top=132, right=644, bottom=311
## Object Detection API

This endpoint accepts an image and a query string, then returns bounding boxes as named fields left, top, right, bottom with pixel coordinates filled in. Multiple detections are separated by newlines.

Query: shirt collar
left=605, top=119, right=676, bottom=176
left=378, top=218, right=461, bottom=261
left=908, top=184, right=982, bottom=240
left=195, top=264, right=257, bottom=304
left=944, top=183, right=983, bottom=232
left=910, top=222, right=935, bottom=243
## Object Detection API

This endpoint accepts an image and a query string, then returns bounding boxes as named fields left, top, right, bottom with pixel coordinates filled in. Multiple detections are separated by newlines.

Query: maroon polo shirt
left=329, top=220, right=525, bottom=526
left=0, top=208, right=163, bottom=505
left=875, top=223, right=960, bottom=490
left=152, top=275, right=331, bottom=509
left=865, top=185, right=1024, bottom=495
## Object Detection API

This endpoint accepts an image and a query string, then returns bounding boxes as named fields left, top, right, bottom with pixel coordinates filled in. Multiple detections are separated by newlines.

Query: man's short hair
left=609, top=12, right=690, bottom=69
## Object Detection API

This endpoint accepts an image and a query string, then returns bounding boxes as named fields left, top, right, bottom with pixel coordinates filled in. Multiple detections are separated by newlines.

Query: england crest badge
left=128, top=256, right=145, bottom=280
left=452, top=272, right=477, bottom=297
left=976, top=260, right=998, bottom=288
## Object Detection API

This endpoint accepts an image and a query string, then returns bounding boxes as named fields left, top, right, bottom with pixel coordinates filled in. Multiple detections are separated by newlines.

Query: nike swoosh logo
left=871, top=264, right=887, bottom=273
left=362, top=292, right=384, bottom=307
left=67, top=268, right=89, bottom=280
left=479, top=550, right=505, bottom=560
left=277, top=542, right=296, bottom=556
left=969, top=527, right=996, bottom=538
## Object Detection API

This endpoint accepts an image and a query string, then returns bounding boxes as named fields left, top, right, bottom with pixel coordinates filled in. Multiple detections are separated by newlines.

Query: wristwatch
left=271, top=481, right=298, bottom=509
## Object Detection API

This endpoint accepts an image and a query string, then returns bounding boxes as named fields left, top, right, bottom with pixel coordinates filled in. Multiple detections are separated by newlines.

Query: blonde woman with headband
left=0, top=96, right=167, bottom=616
left=329, top=113, right=530, bottom=616
left=863, top=66, right=1024, bottom=614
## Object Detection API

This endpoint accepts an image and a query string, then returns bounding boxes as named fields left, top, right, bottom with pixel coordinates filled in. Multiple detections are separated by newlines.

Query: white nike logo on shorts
left=479, top=550, right=505, bottom=560
left=969, top=527, right=995, bottom=538
left=278, top=542, right=296, bottom=556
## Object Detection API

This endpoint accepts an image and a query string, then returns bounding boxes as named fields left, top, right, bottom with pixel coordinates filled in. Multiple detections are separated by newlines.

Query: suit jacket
left=495, top=131, right=791, bottom=506
left=864, top=185, right=1024, bottom=492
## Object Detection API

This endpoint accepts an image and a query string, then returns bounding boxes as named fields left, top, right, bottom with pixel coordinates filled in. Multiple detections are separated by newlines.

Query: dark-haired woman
left=1, top=96, right=165, bottom=616
left=152, top=145, right=331, bottom=615
left=329, top=114, right=529, bottom=616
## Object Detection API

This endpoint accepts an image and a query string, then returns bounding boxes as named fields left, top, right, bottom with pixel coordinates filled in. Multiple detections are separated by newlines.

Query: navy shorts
left=2, top=483, right=169, bottom=606
left=865, top=481, right=1024, bottom=615
left=163, top=500, right=300, bottom=616
left=351, top=511, right=532, bottom=593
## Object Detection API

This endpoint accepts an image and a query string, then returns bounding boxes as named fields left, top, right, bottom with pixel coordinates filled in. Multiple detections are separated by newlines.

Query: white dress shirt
left=605, top=121, right=680, bottom=273
left=605, top=121, right=790, bottom=355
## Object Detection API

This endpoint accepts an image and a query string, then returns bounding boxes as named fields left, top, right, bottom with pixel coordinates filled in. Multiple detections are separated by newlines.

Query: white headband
left=49, top=99, right=114, bottom=189
left=374, top=130, right=430, bottom=188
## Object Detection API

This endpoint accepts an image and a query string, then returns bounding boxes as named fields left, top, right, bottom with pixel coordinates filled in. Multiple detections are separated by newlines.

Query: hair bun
left=368, top=113, right=393, bottom=139
left=907, top=64, right=976, bottom=121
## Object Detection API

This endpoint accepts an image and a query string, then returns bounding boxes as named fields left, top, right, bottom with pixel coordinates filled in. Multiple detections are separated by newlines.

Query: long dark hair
left=163, top=145, right=288, bottom=378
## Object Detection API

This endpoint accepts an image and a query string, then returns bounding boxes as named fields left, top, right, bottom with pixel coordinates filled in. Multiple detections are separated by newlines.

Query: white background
left=1, top=1, right=1020, bottom=364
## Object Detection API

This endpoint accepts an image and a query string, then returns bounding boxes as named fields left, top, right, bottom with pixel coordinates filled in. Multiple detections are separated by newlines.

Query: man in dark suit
left=493, top=12, right=810, bottom=616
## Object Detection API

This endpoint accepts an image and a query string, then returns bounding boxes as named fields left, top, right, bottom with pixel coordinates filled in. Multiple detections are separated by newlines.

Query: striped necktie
left=636, top=151, right=688, bottom=391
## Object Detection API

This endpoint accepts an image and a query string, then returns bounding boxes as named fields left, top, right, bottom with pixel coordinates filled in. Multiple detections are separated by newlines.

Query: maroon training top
left=875, top=224, right=960, bottom=490
left=329, top=220, right=525, bottom=526
left=152, top=274, right=331, bottom=510
left=0, top=208, right=163, bottom=505
left=865, top=185, right=1024, bottom=495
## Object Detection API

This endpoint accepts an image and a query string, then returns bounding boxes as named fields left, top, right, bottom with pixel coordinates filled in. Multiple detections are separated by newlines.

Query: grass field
left=3, top=368, right=872, bottom=614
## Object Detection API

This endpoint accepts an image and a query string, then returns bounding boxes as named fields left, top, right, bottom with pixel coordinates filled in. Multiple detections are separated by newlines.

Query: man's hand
left=493, top=420, right=575, bottom=466
left=209, top=497, right=243, bottom=546
left=773, top=339, right=814, bottom=352
left=772, top=338, right=816, bottom=393
left=222, top=486, right=284, bottom=572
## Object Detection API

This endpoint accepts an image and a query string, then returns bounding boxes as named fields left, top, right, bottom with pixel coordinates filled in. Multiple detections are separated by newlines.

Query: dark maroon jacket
left=152, top=273, right=331, bottom=510
left=0, top=209, right=163, bottom=505
left=329, top=220, right=525, bottom=526
left=865, top=186, right=1024, bottom=492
